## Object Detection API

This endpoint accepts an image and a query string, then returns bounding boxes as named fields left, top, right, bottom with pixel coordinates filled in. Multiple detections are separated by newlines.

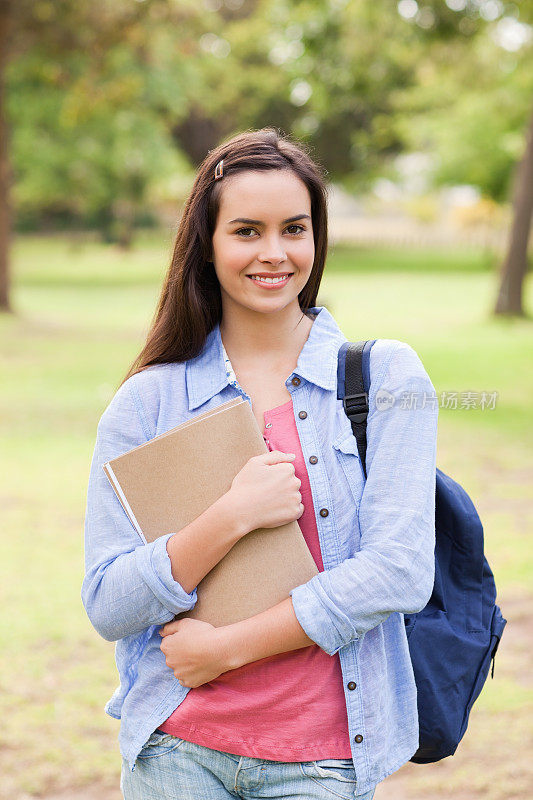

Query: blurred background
left=0, top=1, right=531, bottom=798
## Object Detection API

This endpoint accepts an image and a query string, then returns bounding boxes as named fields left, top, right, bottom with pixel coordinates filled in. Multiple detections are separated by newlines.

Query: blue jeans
left=121, top=730, right=377, bottom=800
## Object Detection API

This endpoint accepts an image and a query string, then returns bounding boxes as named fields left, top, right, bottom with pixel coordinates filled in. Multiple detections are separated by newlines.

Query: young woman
left=82, top=128, right=438, bottom=800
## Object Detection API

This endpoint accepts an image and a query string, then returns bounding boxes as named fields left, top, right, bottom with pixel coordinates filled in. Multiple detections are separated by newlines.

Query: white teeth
left=249, top=274, right=290, bottom=284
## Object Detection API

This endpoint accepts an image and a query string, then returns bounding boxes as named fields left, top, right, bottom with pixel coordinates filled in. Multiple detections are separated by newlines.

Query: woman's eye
left=235, top=224, right=305, bottom=237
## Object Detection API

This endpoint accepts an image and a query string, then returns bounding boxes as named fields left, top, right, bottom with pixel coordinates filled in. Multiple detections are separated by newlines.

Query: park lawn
left=0, top=233, right=531, bottom=799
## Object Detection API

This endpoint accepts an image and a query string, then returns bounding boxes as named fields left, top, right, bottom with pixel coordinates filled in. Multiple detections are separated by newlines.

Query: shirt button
left=298, top=410, right=307, bottom=419
left=291, top=376, right=301, bottom=386
left=347, top=681, right=357, bottom=690
left=319, top=508, right=329, bottom=517
left=354, top=734, right=364, bottom=744
left=309, top=455, right=318, bottom=464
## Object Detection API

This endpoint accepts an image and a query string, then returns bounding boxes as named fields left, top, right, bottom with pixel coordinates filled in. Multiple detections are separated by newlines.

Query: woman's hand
left=228, top=450, right=304, bottom=534
left=160, top=599, right=313, bottom=689
left=159, top=618, right=231, bottom=687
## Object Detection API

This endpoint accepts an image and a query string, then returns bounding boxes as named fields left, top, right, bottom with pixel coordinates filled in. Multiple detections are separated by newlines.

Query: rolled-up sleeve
left=290, top=341, right=438, bottom=656
left=81, top=379, right=197, bottom=642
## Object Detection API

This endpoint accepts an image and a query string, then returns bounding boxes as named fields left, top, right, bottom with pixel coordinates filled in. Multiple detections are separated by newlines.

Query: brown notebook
left=103, top=396, right=319, bottom=627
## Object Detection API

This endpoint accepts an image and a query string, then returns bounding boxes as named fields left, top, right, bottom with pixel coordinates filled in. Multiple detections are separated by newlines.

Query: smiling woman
left=114, top=129, right=329, bottom=382
left=82, top=127, right=438, bottom=800
left=211, top=169, right=315, bottom=329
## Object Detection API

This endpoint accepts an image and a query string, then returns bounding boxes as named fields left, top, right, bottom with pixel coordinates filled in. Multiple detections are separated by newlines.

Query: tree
left=1, top=0, right=89, bottom=311
left=2, top=0, right=531, bottom=315
left=494, top=106, right=533, bottom=315
left=0, top=0, right=12, bottom=310
left=389, top=0, right=532, bottom=315
left=0, top=0, right=193, bottom=311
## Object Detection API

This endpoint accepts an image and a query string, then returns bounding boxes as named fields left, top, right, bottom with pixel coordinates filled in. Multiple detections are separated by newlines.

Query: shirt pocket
left=332, top=431, right=365, bottom=508
left=333, top=432, right=364, bottom=490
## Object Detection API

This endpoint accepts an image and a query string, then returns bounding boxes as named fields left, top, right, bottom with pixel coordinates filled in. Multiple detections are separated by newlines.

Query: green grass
left=0, top=233, right=531, bottom=799
left=328, top=240, right=499, bottom=274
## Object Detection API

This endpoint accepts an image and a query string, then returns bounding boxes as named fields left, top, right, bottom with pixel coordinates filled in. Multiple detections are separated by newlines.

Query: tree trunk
left=172, top=109, right=224, bottom=166
left=0, top=0, right=12, bottom=312
left=494, top=106, right=533, bottom=316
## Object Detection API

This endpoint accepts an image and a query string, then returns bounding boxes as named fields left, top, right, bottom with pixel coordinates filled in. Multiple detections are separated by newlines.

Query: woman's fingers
left=259, top=450, right=296, bottom=464
left=160, top=620, right=183, bottom=637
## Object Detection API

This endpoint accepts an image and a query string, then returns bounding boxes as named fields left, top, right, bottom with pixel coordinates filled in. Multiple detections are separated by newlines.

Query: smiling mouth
left=247, top=273, right=293, bottom=285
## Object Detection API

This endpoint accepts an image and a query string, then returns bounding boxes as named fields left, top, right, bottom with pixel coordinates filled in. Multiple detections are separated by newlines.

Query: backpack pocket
left=461, top=605, right=507, bottom=734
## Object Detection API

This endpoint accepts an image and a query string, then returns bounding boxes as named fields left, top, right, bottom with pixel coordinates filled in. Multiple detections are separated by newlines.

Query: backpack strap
left=337, top=339, right=377, bottom=479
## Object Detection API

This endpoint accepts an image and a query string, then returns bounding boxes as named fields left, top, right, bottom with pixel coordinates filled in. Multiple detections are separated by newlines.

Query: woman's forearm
left=166, top=491, right=249, bottom=594
left=218, top=596, right=314, bottom=670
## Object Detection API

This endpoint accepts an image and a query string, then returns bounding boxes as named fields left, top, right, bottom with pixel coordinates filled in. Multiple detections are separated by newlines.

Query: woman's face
left=210, top=169, right=315, bottom=318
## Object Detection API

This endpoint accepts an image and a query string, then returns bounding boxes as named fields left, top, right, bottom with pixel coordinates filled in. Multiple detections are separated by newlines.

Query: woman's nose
left=258, top=239, right=287, bottom=265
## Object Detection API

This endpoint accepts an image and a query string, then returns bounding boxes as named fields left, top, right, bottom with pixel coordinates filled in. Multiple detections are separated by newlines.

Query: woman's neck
left=219, top=303, right=316, bottom=367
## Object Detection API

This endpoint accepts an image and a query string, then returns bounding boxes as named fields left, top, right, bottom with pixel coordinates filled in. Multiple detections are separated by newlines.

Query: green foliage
left=394, top=28, right=533, bottom=201
left=8, top=44, right=189, bottom=239
left=4, top=0, right=533, bottom=230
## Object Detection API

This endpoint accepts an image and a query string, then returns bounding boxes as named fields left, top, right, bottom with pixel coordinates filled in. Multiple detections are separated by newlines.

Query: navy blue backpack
left=337, top=340, right=507, bottom=763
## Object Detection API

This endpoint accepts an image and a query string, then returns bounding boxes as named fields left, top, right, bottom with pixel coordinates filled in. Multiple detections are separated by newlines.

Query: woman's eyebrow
left=227, top=214, right=311, bottom=225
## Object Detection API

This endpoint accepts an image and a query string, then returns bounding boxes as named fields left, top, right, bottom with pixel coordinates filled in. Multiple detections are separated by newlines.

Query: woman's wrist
left=217, top=489, right=253, bottom=544
left=213, top=625, right=244, bottom=672
left=213, top=597, right=314, bottom=674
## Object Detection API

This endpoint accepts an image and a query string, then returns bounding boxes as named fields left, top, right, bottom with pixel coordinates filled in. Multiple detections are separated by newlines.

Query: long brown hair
left=121, top=127, right=329, bottom=385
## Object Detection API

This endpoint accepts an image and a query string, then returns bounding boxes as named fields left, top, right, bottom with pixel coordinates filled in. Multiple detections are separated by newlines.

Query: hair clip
left=214, top=159, right=224, bottom=180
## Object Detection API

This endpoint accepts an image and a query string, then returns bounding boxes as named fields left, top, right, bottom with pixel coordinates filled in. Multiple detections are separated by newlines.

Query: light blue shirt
left=82, top=305, right=438, bottom=794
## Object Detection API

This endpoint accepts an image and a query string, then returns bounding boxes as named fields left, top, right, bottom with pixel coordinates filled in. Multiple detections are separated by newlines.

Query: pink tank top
left=159, top=396, right=352, bottom=761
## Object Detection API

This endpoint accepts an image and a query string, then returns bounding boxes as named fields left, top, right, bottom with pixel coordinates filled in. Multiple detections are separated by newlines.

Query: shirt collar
left=185, top=305, right=347, bottom=411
